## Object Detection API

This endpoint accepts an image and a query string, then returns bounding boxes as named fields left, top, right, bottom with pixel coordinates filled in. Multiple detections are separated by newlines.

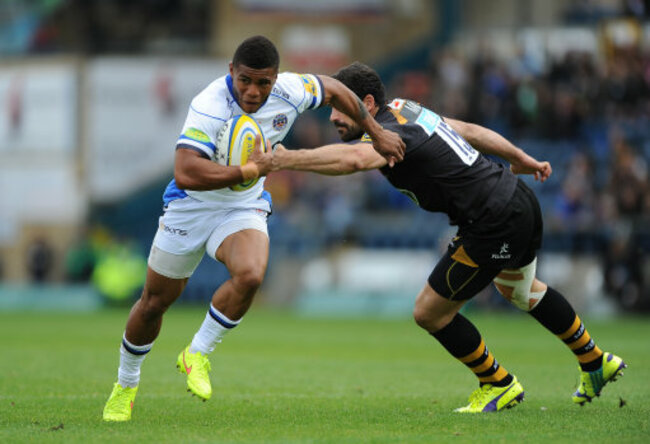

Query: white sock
left=117, top=334, right=153, bottom=388
left=189, top=304, right=241, bottom=355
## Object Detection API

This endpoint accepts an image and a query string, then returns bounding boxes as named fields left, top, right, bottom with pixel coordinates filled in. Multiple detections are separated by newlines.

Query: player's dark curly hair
left=232, top=35, right=279, bottom=70
left=333, top=62, right=386, bottom=106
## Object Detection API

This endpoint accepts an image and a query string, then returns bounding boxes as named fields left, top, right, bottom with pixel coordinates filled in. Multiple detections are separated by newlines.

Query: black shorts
left=428, top=179, right=543, bottom=301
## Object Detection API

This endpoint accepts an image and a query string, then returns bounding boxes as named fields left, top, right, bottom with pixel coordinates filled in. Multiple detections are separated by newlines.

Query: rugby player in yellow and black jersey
left=271, top=62, right=626, bottom=413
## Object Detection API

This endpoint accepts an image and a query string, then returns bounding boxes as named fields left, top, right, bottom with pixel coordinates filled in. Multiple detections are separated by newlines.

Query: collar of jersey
left=226, top=74, right=270, bottom=114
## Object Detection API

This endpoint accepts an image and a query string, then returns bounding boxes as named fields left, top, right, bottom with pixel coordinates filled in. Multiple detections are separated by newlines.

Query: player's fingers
left=254, top=134, right=263, bottom=151
left=387, top=156, right=395, bottom=168
left=265, top=139, right=273, bottom=153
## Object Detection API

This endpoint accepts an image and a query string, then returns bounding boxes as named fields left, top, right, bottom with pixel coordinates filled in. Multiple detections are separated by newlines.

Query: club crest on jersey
left=360, top=133, right=372, bottom=142
left=273, top=113, right=288, bottom=131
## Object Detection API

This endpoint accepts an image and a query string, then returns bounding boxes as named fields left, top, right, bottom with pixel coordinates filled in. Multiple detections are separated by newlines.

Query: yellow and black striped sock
left=529, top=287, right=603, bottom=371
left=459, top=339, right=511, bottom=386
left=557, top=315, right=603, bottom=371
left=432, top=314, right=513, bottom=387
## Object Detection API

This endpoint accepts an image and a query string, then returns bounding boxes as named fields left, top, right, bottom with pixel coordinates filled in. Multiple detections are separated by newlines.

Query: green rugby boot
left=454, top=376, right=524, bottom=413
left=177, top=346, right=212, bottom=401
left=103, top=383, right=138, bottom=422
left=573, top=352, right=626, bottom=405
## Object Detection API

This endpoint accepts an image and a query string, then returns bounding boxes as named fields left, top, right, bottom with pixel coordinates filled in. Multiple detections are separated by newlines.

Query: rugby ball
left=214, top=114, right=266, bottom=191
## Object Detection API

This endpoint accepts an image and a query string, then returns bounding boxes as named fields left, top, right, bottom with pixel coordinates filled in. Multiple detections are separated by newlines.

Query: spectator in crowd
left=26, top=237, right=54, bottom=283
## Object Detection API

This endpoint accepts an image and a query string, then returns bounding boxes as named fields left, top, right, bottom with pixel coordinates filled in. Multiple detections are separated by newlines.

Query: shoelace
left=195, top=355, right=212, bottom=374
left=108, top=386, right=133, bottom=408
left=467, top=386, right=487, bottom=406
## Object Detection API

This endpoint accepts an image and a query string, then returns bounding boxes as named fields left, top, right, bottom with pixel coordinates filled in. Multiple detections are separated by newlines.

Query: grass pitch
left=0, top=306, right=648, bottom=443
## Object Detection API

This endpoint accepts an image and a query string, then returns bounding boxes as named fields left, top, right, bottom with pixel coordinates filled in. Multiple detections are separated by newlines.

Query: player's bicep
left=176, top=106, right=224, bottom=158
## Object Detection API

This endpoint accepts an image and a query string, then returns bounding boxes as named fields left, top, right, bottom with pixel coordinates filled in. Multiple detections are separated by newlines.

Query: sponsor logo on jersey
left=491, top=242, right=511, bottom=259
left=184, top=127, right=211, bottom=143
left=273, top=113, right=288, bottom=130
left=360, top=133, right=372, bottom=142
left=272, top=87, right=290, bottom=100
left=299, top=74, right=318, bottom=96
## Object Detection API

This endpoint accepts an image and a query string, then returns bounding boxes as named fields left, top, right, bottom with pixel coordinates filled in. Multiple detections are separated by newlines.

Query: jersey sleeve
left=176, top=100, right=226, bottom=159
left=282, top=72, right=324, bottom=114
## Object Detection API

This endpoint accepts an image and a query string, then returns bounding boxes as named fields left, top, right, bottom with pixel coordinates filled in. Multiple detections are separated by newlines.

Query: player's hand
left=372, top=128, right=405, bottom=167
left=270, top=143, right=287, bottom=172
left=248, top=135, right=273, bottom=176
left=510, top=152, right=552, bottom=182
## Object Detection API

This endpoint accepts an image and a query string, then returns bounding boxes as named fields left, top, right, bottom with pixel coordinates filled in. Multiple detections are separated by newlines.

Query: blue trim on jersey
left=190, top=104, right=227, bottom=122
left=226, top=74, right=240, bottom=108
left=209, top=306, right=238, bottom=329
left=162, top=179, right=188, bottom=206
left=176, top=143, right=211, bottom=159
left=122, top=338, right=151, bottom=356
left=261, top=190, right=272, bottom=207
left=178, top=135, right=216, bottom=153
left=270, top=93, right=298, bottom=113
left=311, top=75, right=325, bottom=109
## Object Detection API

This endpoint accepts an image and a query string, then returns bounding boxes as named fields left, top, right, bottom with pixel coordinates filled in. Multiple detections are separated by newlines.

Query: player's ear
left=362, top=94, right=376, bottom=112
left=229, top=62, right=234, bottom=76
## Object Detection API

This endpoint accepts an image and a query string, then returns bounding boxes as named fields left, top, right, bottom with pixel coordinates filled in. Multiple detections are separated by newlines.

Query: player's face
left=330, top=108, right=364, bottom=142
left=230, top=63, right=278, bottom=113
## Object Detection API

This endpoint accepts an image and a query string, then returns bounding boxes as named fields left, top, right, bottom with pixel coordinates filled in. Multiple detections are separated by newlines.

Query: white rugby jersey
left=162, top=72, right=324, bottom=209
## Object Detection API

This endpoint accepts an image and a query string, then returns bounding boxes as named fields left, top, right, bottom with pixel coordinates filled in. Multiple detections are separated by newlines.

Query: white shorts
left=148, top=198, right=269, bottom=279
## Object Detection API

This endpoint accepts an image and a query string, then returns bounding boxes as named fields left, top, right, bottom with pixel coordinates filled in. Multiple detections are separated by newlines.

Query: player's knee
left=413, top=303, right=453, bottom=333
left=232, top=266, right=265, bottom=294
left=138, top=292, right=172, bottom=321
left=494, top=282, right=513, bottom=299
left=531, top=278, right=547, bottom=293
left=493, top=276, right=547, bottom=312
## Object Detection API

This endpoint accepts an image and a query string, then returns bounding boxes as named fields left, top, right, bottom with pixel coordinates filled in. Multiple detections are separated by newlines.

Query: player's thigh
left=216, top=229, right=269, bottom=278
left=427, top=248, right=500, bottom=302
left=142, top=265, right=189, bottom=308
left=207, top=209, right=269, bottom=274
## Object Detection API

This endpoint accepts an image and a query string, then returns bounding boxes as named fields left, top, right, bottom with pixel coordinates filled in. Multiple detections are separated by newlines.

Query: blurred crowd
left=4, top=0, right=649, bottom=310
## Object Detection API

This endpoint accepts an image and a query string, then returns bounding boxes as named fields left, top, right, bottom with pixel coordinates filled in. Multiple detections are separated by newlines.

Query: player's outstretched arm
left=445, top=117, right=552, bottom=182
left=318, top=75, right=405, bottom=167
left=272, top=143, right=386, bottom=176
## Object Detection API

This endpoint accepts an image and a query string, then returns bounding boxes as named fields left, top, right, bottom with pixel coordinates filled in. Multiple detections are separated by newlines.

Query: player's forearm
left=273, top=144, right=376, bottom=176
left=446, top=118, right=525, bottom=163
left=320, top=75, right=382, bottom=138
left=174, top=149, right=246, bottom=190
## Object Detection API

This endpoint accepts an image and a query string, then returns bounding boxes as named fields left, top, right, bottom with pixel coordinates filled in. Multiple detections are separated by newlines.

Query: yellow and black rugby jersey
left=363, top=99, right=518, bottom=226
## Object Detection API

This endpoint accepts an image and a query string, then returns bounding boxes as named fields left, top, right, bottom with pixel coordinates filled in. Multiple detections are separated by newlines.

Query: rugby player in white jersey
left=102, top=37, right=405, bottom=422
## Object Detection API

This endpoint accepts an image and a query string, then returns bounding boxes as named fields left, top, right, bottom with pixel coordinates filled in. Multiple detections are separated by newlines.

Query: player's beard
left=335, top=122, right=364, bottom=142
